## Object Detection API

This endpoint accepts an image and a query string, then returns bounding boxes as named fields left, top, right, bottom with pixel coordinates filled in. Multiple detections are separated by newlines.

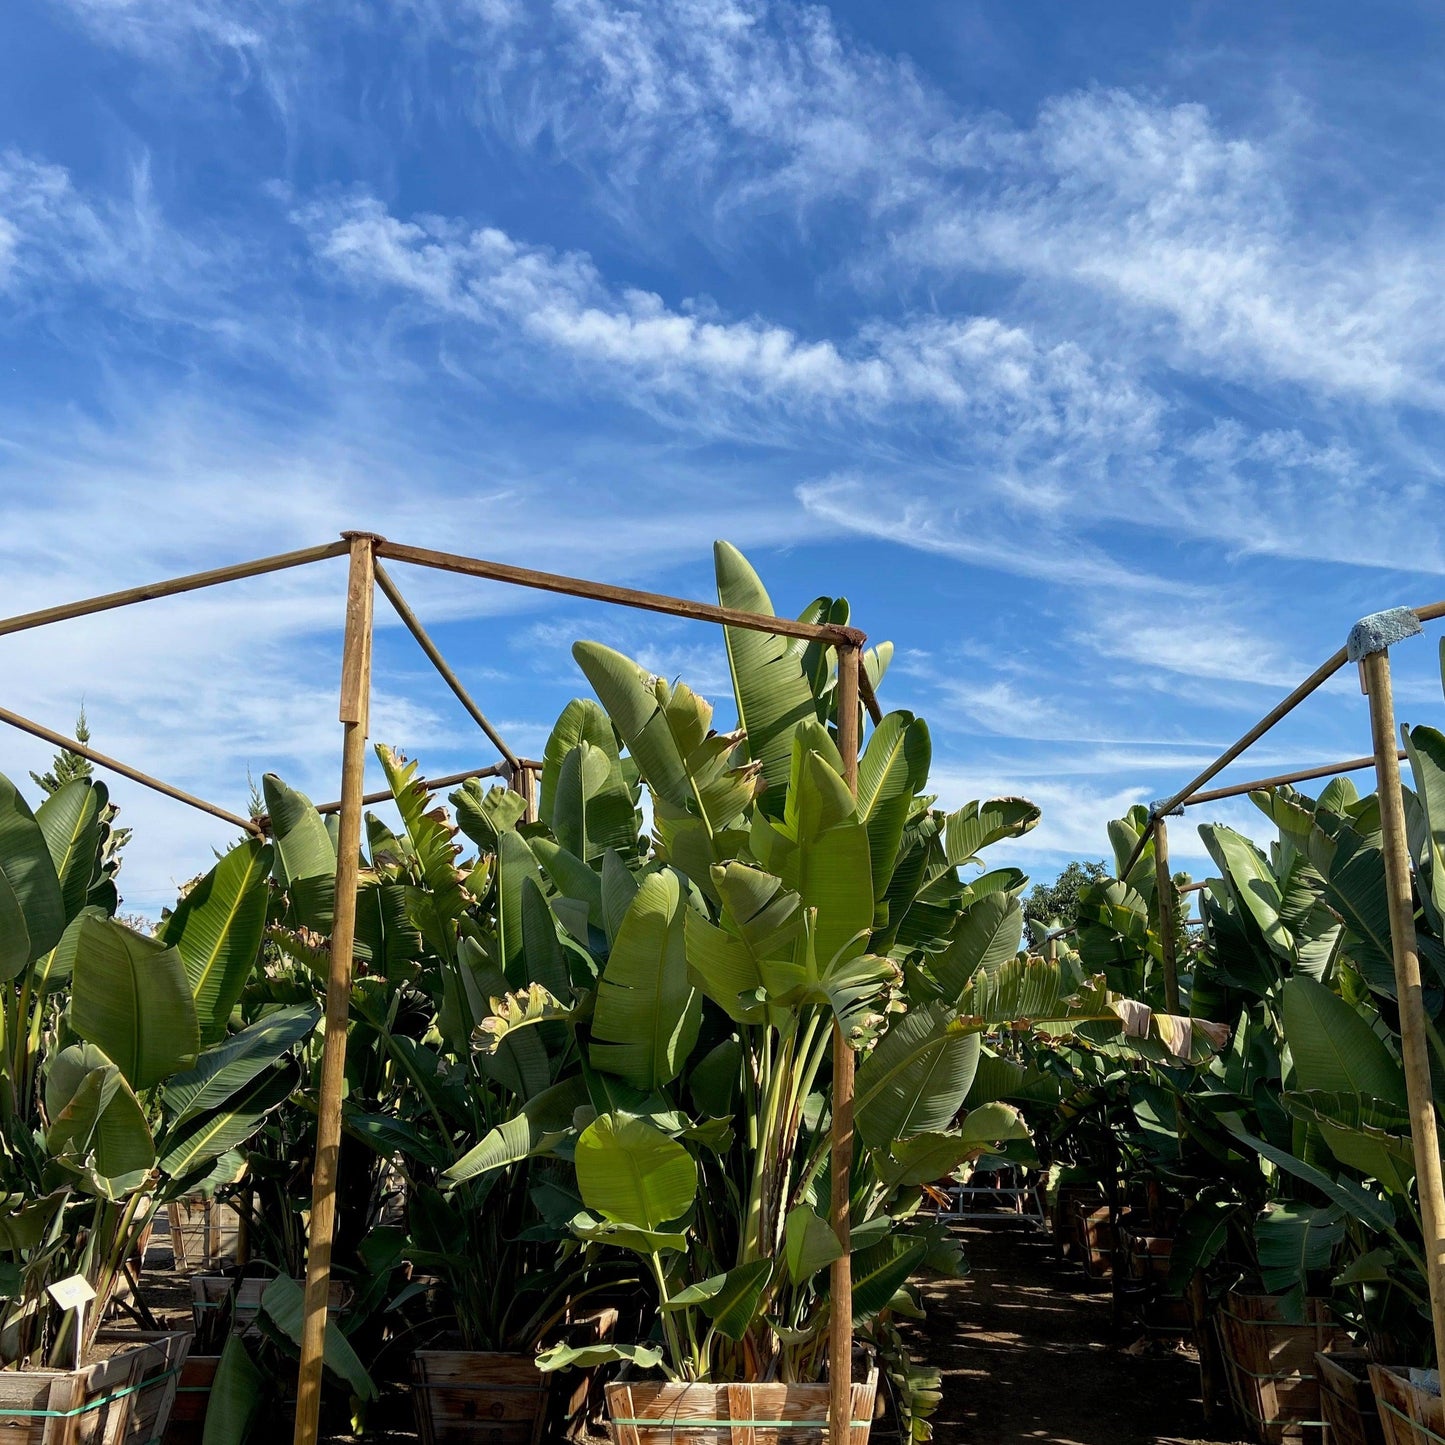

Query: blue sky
left=4, top=0, right=1445, bottom=912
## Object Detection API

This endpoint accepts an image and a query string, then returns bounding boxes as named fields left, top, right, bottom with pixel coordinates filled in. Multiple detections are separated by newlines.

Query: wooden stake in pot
left=830, top=643, right=862, bottom=1444
left=1358, top=627, right=1445, bottom=1373
left=1152, top=816, right=1181, bottom=1016
left=293, top=533, right=378, bottom=1445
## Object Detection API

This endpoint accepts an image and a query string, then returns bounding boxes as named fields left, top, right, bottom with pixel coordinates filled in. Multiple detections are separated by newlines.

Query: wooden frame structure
left=0, top=532, right=874, bottom=1445
left=1128, top=600, right=1445, bottom=1377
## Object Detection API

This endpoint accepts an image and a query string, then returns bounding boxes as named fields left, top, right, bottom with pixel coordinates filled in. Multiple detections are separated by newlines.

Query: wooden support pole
left=509, top=762, right=537, bottom=825
left=0, top=541, right=349, bottom=638
left=1183, top=751, right=1404, bottom=807
left=293, top=533, right=377, bottom=1445
left=376, top=540, right=865, bottom=648
left=1153, top=817, right=1181, bottom=1015
left=1361, top=647, right=1445, bottom=1372
left=857, top=663, right=883, bottom=726
left=0, top=704, right=260, bottom=835
left=373, top=562, right=521, bottom=769
left=830, top=643, right=861, bottom=1443
left=306, top=761, right=528, bottom=819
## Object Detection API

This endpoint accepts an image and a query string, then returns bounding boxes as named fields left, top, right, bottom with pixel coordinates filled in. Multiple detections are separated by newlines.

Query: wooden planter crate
left=410, top=1351, right=547, bottom=1445
left=1121, top=1227, right=1190, bottom=1331
left=0, top=1331, right=190, bottom=1445
left=606, top=1365, right=879, bottom=1445
left=1316, top=1352, right=1385, bottom=1445
left=160, top=1356, right=218, bottom=1445
left=1216, top=1294, right=1346, bottom=1445
left=1369, top=1364, right=1445, bottom=1445
left=1051, top=1185, right=1098, bottom=1259
left=1078, top=1206, right=1116, bottom=1280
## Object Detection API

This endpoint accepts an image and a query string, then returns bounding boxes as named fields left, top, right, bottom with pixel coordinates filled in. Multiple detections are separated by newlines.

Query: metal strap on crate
left=0, top=1365, right=181, bottom=1418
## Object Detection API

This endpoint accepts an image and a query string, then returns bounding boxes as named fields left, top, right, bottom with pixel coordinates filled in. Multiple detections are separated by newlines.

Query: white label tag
left=47, top=1276, right=96, bottom=1312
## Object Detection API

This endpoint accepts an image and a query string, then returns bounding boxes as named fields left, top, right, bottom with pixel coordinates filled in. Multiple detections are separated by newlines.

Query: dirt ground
left=910, top=1223, right=1250, bottom=1445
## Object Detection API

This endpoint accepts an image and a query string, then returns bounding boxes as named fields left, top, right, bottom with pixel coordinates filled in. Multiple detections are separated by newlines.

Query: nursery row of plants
left=1014, top=720, right=1445, bottom=1445
left=0, top=539, right=1439, bottom=1445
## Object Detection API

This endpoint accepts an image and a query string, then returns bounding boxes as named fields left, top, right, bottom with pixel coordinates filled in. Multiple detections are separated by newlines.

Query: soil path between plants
left=910, top=1225, right=1250, bottom=1445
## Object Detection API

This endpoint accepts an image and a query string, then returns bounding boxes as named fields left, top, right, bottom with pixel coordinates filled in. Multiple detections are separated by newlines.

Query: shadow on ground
left=907, top=1225, right=1251, bottom=1445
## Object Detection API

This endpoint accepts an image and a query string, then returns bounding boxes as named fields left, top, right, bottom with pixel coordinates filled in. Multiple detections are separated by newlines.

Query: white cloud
left=299, top=194, right=1166, bottom=470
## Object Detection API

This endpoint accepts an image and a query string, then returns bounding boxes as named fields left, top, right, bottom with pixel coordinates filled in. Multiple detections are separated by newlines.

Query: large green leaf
left=573, top=643, right=756, bottom=852
left=160, top=1005, right=317, bottom=1125
left=1281, top=977, right=1406, bottom=1104
left=0, top=772, right=65, bottom=964
left=45, top=1044, right=156, bottom=1187
left=540, top=698, right=620, bottom=829
left=444, top=1076, right=590, bottom=1183
left=160, top=838, right=273, bottom=1043
left=35, top=779, right=103, bottom=925
left=158, top=1059, right=299, bottom=1178
left=877, top=1111, right=1027, bottom=1189
left=574, top=1113, right=697, bottom=1231
left=553, top=742, right=638, bottom=863
left=1254, top=1203, right=1345, bottom=1298
left=261, top=774, right=336, bottom=931
left=451, top=780, right=526, bottom=850
left=933, top=892, right=1023, bottom=1000
left=750, top=740, right=873, bottom=969
left=378, top=746, right=468, bottom=933
left=1306, top=823, right=1396, bottom=995
left=942, top=799, right=1040, bottom=869
left=855, top=1003, right=981, bottom=1146
left=686, top=861, right=813, bottom=1022
left=1200, top=824, right=1293, bottom=963
left=70, top=914, right=200, bottom=1089
left=259, top=1274, right=377, bottom=1401
left=590, top=871, right=700, bottom=1090
left=855, top=713, right=931, bottom=902
left=496, top=829, right=547, bottom=985
left=715, top=541, right=820, bottom=801
left=851, top=1237, right=928, bottom=1320
left=535, top=1342, right=665, bottom=1375
left=1221, top=1122, right=1396, bottom=1233
left=1405, top=724, right=1445, bottom=921
left=956, top=956, right=1114, bottom=1031
left=784, top=1204, right=844, bottom=1283
left=666, top=1258, right=772, bottom=1342
left=202, top=1334, right=265, bottom=1445
left=1281, top=977, right=1410, bottom=1189
left=0, top=865, right=31, bottom=982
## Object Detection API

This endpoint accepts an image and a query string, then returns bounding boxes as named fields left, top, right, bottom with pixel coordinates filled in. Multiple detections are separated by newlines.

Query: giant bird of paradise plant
left=0, top=771, right=317, bottom=1367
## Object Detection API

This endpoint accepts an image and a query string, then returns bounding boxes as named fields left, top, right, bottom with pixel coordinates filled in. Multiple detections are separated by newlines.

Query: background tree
left=1023, top=859, right=1108, bottom=926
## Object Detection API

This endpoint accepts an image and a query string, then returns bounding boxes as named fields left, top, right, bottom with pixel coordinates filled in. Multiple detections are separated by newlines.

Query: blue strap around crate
left=1380, top=1397, right=1445, bottom=1445
left=0, top=1365, right=180, bottom=1418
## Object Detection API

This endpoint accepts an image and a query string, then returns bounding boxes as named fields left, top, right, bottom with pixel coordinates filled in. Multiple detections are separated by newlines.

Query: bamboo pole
left=1182, top=751, right=1404, bottom=807
left=293, top=534, right=377, bottom=1445
left=510, top=761, right=537, bottom=825
left=376, top=540, right=865, bottom=647
left=857, top=664, right=883, bottom=726
left=829, top=643, right=861, bottom=1443
left=307, top=761, right=529, bottom=818
left=0, top=704, right=260, bottom=835
left=373, top=562, right=521, bottom=768
left=1361, top=647, right=1445, bottom=1372
left=0, top=541, right=348, bottom=638
left=1153, top=818, right=1181, bottom=1015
